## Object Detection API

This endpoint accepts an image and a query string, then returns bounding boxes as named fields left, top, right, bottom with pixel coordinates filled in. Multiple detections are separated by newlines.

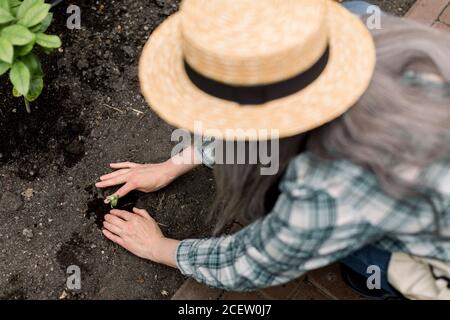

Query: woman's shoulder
left=278, top=152, right=379, bottom=208
left=420, top=158, right=450, bottom=197
left=281, top=152, right=450, bottom=205
left=283, top=152, right=372, bottom=188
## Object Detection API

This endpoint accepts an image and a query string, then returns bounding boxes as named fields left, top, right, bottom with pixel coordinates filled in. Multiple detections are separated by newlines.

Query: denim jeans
left=341, top=246, right=396, bottom=294
left=343, top=1, right=378, bottom=15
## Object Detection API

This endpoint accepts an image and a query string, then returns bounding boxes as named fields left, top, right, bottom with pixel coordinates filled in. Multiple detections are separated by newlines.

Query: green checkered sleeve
left=176, top=183, right=377, bottom=291
left=176, top=150, right=450, bottom=291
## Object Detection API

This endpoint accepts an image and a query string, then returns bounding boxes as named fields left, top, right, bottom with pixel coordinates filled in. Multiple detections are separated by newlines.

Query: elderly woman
left=96, top=0, right=450, bottom=299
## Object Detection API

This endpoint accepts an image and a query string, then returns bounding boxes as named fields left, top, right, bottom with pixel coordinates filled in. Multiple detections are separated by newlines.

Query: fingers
left=103, top=221, right=123, bottom=236
left=110, top=209, right=133, bottom=221
left=95, top=175, right=129, bottom=189
left=100, top=169, right=130, bottom=181
left=102, top=229, right=124, bottom=246
left=110, top=162, right=140, bottom=169
left=99, top=181, right=134, bottom=205
left=133, top=207, right=151, bottom=219
left=105, top=213, right=127, bottom=225
left=114, top=183, right=135, bottom=198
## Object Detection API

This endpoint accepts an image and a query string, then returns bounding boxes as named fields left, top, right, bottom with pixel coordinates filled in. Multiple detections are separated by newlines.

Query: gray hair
left=211, top=15, right=450, bottom=234
left=309, top=15, right=450, bottom=232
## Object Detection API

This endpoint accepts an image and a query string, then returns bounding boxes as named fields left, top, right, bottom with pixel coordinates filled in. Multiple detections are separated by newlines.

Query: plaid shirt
left=177, top=148, right=450, bottom=291
left=174, top=5, right=450, bottom=292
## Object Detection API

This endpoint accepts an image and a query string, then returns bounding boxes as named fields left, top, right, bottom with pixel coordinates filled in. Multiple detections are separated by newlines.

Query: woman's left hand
left=102, top=208, right=180, bottom=267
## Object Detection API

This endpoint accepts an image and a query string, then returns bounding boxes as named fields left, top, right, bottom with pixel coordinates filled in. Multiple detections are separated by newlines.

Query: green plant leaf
left=0, top=7, right=14, bottom=23
left=2, top=25, right=34, bottom=46
left=29, top=23, right=41, bottom=32
left=18, top=2, right=50, bottom=27
left=20, top=52, right=41, bottom=76
left=36, top=32, right=61, bottom=48
left=9, top=60, right=30, bottom=95
left=0, top=0, right=10, bottom=12
left=29, top=12, right=53, bottom=33
left=15, top=39, right=35, bottom=56
left=106, top=195, right=120, bottom=208
left=9, top=0, right=22, bottom=8
left=0, top=36, right=13, bottom=63
left=16, top=0, right=43, bottom=19
left=9, top=0, right=21, bottom=15
left=26, top=76, right=43, bottom=101
left=0, top=60, right=10, bottom=75
left=37, top=12, right=52, bottom=32
left=12, top=85, right=22, bottom=97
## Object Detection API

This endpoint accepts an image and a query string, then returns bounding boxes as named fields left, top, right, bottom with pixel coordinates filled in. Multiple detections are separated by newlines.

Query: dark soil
left=363, top=0, right=417, bottom=16
left=0, top=0, right=415, bottom=300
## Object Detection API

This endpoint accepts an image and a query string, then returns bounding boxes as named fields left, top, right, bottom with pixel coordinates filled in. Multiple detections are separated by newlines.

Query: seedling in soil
left=104, top=194, right=169, bottom=228
left=85, top=189, right=140, bottom=229
left=0, top=0, right=62, bottom=113
left=105, top=194, right=119, bottom=208
left=85, top=188, right=170, bottom=229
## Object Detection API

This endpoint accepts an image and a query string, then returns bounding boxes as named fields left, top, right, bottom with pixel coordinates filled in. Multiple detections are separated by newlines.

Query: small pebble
left=22, top=228, right=34, bottom=239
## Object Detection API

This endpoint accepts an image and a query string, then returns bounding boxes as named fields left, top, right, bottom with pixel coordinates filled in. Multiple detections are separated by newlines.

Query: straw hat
left=139, top=0, right=376, bottom=141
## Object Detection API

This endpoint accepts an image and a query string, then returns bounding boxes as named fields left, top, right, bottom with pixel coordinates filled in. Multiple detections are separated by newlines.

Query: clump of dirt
left=56, top=232, right=92, bottom=273
left=0, top=275, right=27, bottom=300
left=0, top=79, right=88, bottom=170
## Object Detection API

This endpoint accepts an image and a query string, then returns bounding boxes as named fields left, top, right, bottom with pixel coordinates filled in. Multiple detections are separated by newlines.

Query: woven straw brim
left=139, top=1, right=376, bottom=141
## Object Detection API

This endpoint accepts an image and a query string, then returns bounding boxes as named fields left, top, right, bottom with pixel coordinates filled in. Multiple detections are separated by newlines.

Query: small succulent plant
left=106, top=195, right=119, bottom=208
left=0, top=0, right=62, bottom=113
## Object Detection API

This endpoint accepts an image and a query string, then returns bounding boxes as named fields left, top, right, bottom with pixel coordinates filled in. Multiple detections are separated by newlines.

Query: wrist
left=165, top=147, right=199, bottom=177
left=150, top=237, right=180, bottom=268
left=161, top=159, right=180, bottom=183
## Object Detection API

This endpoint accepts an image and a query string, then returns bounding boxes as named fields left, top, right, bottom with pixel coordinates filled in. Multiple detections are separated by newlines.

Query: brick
left=221, top=291, right=265, bottom=300
left=171, top=279, right=223, bottom=300
left=291, top=280, right=332, bottom=300
left=258, top=277, right=305, bottom=300
left=433, top=21, right=450, bottom=32
left=306, top=264, right=364, bottom=300
left=406, top=0, right=449, bottom=25
left=439, top=4, right=450, bottom=24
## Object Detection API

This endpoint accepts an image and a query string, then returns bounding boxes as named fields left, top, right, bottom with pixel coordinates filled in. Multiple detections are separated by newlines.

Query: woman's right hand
left=95, top=161, right=179, bottom=200
left=96, top=146, right=200, bottom=200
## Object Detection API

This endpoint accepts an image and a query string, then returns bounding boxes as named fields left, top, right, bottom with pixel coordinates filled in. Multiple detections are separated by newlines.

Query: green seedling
left=105, top=194, right=119, bottom=208
left=0, top=0, right=62, bottom=113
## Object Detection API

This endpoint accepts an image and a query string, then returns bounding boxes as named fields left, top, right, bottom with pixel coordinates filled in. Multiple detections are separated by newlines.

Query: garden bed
left=0, top=0, right=415, bottom=300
